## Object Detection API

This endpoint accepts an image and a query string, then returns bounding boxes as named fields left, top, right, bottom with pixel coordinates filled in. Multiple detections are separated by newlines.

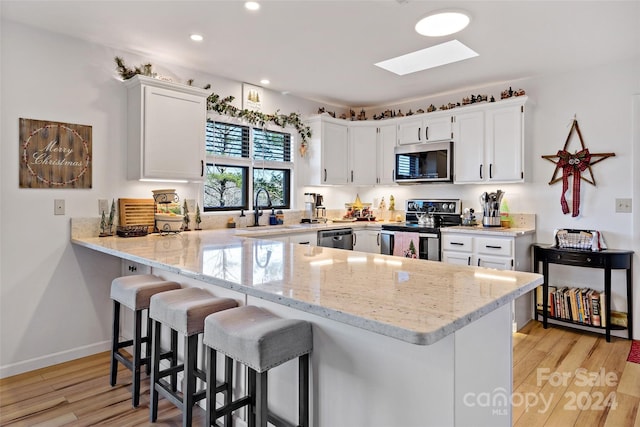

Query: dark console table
left=532, top=244, right=633, bottom=342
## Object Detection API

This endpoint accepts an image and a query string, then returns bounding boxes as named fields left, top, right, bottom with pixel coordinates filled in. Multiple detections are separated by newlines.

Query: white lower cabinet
left=353, top=229, right=381, bottom=253
left=289, top=232, right=317, bottom=246
left=441, top=231, right=534, bottom=330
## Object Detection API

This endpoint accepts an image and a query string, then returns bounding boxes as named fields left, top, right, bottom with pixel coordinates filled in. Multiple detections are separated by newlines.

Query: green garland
left=207, top=93, right=311, bottom=147
left=114, top=57, right=311, bottom=148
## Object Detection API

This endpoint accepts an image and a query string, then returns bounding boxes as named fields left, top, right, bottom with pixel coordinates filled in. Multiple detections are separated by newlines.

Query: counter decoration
left=195, top=204, right=202, bottom=230
left=542, top=118, right=615, bottom=217
left=182, top=200, right=191, bottom=231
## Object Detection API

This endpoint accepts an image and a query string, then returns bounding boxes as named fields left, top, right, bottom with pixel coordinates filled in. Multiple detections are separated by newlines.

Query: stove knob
left=449, top=203, right=455, bottom=211
left=441, top=203, right=448, bottom=210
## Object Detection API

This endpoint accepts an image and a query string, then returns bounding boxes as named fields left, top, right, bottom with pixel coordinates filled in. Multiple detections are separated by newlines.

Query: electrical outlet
left=615, top=198, right=632, bottom=213
left=98, top=199, right=109, bottom=216
left=54, top=199, right=65, bottom=215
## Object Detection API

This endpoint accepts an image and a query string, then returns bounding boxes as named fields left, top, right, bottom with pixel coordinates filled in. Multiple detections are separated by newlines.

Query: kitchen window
left=204, top=120, right=292, bottom=211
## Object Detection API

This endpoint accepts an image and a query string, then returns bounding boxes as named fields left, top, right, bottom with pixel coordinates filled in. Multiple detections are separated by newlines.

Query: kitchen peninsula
left=72, top=224, right=542, bottom=427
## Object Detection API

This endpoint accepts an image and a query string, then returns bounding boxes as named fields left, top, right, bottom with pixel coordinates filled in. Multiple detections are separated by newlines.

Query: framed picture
left=19, top=118, right=92, bottom=188
left=242, top=83, right=263, bottom=112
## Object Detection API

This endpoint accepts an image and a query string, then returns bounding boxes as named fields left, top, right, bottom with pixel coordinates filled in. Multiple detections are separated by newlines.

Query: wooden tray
left=118, top=198, right=155, bottom=233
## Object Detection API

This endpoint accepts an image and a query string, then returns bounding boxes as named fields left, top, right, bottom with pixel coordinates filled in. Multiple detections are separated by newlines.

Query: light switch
left=54, top=199, right=65, bottom=215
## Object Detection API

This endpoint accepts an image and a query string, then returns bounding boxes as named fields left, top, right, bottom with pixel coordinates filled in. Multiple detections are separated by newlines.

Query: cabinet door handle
left=201, top=160, right=204, bottom=177
left=351, top=170, right=354, bottom=182
left=377, top=233, right=380, bottom=246
left=479, top=164, right=483, bottom=179
left=418, top=127, right=421, bottom=141
left=451, top=242, right=464, bottom=246
left=477, top=258, right=481, bottom=266
left=392, top=169, right=395, bottom=182
left=425, top=126, right=429, bottom=140
left=467, top=256, right=471, bottom=265
left=299, top=242, right=310, bottom=245
left=486, top=245, right=502, bottom=249
left=489, top=163, right=493, bottom=179
left=324, top=168, right=327, bottom=182
left=353, top=233, right=357, bottom=246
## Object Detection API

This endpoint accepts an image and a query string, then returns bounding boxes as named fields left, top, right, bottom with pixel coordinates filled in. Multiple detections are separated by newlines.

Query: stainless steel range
left=381, top=199, right=462, bottom=260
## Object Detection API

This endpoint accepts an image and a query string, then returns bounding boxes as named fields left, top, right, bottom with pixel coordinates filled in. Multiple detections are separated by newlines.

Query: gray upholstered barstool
left=110, top=274, right=181, bottom=407
left=149, top=287, right=238, bottom=426
left=203, top=305, right=313, bottom=427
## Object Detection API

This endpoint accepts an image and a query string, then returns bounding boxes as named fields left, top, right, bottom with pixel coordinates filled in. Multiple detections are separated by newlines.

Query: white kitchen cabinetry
left=125, top=75, right=210, bottom=181
left=397, top=114, right=452, bottom=145
left=453, top=96, right=527, bottom=184
left=353, top=229, right=381, bottom=253
left=441, top=230, right=534, bottom=330
left=376, top=124, right=396, bottom=185
left=289, top=232, right=318, bottom=246
left=304, top=117, right=349, bottom=185
left=349, top=124, right=378, bottom=185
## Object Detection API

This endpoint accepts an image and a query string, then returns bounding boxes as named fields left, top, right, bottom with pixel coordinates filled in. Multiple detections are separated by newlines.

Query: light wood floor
left=1, top=321, right=639, bottom=426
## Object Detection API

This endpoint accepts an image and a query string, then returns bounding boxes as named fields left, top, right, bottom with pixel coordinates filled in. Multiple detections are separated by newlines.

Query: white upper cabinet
left=376, top=124, right=396, bottom=185
left=349, top=124, right=378, bottom=185
left=125, top=75, right=210, bottom=181
left=397, top=114, right=452, bottom=145
left=453, top=96, right=527, bottom=184
left=304, top=116, right=349, bottom=185
left=452, top=111, right=485, bottom=183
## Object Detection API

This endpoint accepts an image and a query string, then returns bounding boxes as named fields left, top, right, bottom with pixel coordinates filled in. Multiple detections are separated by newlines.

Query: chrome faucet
left=253, top=188, right=272, bottom=226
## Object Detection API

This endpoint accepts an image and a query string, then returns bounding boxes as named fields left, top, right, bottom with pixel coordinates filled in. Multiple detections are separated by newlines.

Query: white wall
left=1, top=19, right=638, bottom=377
left=0, top=20, right=331, bottom=377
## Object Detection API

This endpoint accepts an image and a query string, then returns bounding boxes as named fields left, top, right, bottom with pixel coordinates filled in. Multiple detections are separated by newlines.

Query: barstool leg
left=170, top=329, right=178, bottom=392
left=299, top=354, right=309, bottom=427
left=183, top=334, right=198, bottom=427
left=248, top=369, right=256, bottom=427
left=206, top=347, right=218, bottom=426
left=224, top=355, right=233, bottom=426
left=150, top=319, right=161, bottom=422
left=255, top=371, right=268, bottom=427
left=145, top=310, right=153, bottom=375
left=132, top=309, right=143, bottom=407
left=109, top=301, right=121, bottom=387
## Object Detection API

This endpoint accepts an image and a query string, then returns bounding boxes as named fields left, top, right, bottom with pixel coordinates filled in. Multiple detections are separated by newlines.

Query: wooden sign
left=19, top=118, right=92, bottom=188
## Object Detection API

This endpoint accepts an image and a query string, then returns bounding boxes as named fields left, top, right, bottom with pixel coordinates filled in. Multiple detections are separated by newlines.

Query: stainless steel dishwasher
left=317, top=228, right=353, bottom=250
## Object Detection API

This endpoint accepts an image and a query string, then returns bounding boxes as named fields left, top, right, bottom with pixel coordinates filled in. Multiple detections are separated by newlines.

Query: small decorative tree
left=183, top=200, right=191, bottom=231
left=195, top=204, right=202, bottom=230
left=99, top=210, right=108, bottom=237
left=107, top=199, right=116, bottom=235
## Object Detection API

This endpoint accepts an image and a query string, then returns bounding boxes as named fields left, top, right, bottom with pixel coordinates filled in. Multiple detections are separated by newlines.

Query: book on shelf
left=537, top=286, right=620, bottom=329
left=590, top=290, right=601, bottom=326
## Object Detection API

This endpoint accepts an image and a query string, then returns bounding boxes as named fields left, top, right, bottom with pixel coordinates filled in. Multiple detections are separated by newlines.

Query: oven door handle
left=418, top=233, right=439, bottom=238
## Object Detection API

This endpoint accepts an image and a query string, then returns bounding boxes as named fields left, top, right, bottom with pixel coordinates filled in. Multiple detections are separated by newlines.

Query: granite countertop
left=71, top=228, right=542, bottom=345
left=441, top=225, right=536, bottom=237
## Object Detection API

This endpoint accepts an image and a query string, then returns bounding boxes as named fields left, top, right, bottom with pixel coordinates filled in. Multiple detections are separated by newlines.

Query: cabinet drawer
left=475, top=237, right=513, bottom=257
left=442, top=235, right=473, bottom=252
left=550, top=251, right=605, bottom=267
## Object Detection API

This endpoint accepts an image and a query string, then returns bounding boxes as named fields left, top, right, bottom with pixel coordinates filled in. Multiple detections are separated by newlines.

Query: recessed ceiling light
left=245, top=1, right=260, bottom=11
left=415, top=11, right=470, bottom=37
left=374, top=40, right=478, bottom=76
left=190, top=34, right=203, bottom=42
left=260, top=79, right=270, bottom=85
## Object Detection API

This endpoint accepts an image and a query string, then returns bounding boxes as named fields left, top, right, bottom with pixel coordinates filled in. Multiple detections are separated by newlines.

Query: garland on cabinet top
left=114, top=57, right=312, bottom=155
left=319, top=87, right=526, bottom=121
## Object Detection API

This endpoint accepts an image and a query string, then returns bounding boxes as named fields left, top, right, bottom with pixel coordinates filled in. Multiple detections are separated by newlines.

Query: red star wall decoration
left=542, top=118, right=615, bottom=217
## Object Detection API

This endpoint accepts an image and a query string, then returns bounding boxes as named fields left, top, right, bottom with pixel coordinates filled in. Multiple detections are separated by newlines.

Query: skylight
left=374, top=40, right=479, bottom=76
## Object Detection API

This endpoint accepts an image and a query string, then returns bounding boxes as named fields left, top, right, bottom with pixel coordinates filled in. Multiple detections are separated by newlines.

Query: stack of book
left=536, top=286, right=605, bottom=326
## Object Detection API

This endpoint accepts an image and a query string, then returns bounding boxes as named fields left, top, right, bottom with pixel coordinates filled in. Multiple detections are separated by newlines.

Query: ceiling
left=2, top=1, right=639, bottom=108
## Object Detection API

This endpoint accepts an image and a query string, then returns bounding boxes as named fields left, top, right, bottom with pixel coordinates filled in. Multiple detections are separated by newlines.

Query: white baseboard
left=0, top=340, right=111, bottom=379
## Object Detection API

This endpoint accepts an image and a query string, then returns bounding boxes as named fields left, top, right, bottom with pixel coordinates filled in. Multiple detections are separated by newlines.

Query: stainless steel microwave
left=394, top=141, right=453, bottom=183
